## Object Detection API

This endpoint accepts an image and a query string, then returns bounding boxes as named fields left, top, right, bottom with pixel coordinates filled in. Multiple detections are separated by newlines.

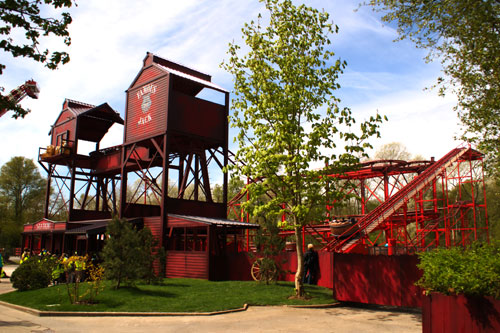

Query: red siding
left=143, top=216, right=162, bottom=238
left=170, top=91, right=225, bottom=142
left=166, top=198, right=226, bottom=219
left=94, top=149, right=122, bottom=173
left=225, top=251, right=334, bottom=289
left=51, top=119, right=75, bottom=148
left=144, top=216, right=162, bottom=273
left=54, top=222, right=66, bottom=230
left=423, top=293, right=500, bottom=333
left=130, top=66, right=164, bottom=90
left=166, top=251, right=209, bottom=279
left=125, top=75, right=169, bottom=144
left=333, top=253, right=423, bottom=307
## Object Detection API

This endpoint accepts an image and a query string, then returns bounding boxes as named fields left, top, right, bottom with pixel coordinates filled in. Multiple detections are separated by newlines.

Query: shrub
left=416, top=241, right=500, bottom=298
left=63, top=255, right=105, bottom=304
left=10, top=256, right=57, bottom=291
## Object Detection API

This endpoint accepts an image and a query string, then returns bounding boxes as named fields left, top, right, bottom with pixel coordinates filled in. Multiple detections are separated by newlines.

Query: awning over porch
left=65, top=217, right=144, bottom=235
left=168, top=214, right=260, bottom=229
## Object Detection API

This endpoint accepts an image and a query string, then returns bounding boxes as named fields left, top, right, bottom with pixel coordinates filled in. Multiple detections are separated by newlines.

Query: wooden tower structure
left=25, top=53, right=258, bottom=280
left=119, top=53, right=231, bottom=249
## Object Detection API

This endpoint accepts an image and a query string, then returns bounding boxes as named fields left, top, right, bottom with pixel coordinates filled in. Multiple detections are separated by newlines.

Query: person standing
left=20, top=248, right=30, bottom=264
left=303, top=243, right=319, bottom=285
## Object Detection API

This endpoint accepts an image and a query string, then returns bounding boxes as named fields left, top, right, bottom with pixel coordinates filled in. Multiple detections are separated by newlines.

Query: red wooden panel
left=51, top=120, right=75, bottom=148
left=226, top=252, right=253, bottom=281
left=166, top=251, right=208, bottom=279
left=333, top=253, right=423, bottom=307
left=70, top=209, right=111, bottom=221
left=94, top=149, right=122, bottom=173
left=125, top=76, right=169, bottom=144
left=143, top=217, right=162, bottom=273
left=123, top=203, right=161, bottom=218
left=166, top=198, right=226, bottom=218
left=170, top=91, right=225, bottom=142
left=130, top=66, right=164, bottom=90
left=143, top=216, right=162, bottom=237
left=224, top=251, right=334, bottom=289
left=423, top=293, right=500, bottom=333
left=54, top=222, right=66, bottom=230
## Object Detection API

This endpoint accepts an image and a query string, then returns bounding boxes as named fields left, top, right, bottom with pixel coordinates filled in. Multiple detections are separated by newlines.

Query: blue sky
left=0, top=0, right=461, bottom=170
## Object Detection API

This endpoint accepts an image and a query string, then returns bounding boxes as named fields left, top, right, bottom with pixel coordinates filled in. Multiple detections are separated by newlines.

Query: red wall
left=225, top=251, right=334, bottom=289
left=126, top=75, right=169, bottom=144
left=130, top=66, right=164, bottom=90
left=423, top=293, right=500, bottom=333
left=166, top=251, right=209, bottom=279
left=333, top=253, right=423, bottom=307
left=169, top=91, right=225, bottom=142
left=51, top=115, right=75, bottom=148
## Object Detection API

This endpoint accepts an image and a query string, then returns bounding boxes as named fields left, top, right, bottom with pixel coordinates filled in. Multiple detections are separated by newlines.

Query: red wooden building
left=23, top=53, right=259, bottom=279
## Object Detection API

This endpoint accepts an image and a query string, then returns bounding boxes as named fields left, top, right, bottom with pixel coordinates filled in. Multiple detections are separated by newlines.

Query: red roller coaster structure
left=229, top=144, right=489, bottom=254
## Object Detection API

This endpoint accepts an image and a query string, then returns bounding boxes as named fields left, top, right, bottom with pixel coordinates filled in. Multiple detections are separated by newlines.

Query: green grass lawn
left=0, top=279, right=335, bottom=312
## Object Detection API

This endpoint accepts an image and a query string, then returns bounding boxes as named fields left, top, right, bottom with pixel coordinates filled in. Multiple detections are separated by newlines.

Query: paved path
left=0, top=265, right=422, bottom=333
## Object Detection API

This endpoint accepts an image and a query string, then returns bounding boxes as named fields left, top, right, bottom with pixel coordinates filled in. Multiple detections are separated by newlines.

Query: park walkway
left=0, top=264, right=422, bottom=333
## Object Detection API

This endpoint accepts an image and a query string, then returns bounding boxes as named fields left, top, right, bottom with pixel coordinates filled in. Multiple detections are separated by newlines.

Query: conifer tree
left=101, top=217, right=155, bottom=289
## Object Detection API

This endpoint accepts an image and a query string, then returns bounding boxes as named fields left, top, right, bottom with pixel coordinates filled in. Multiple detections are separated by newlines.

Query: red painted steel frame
left=227, top=145, right=489, bottom=254
left=322, top=146, right=489, bottom=253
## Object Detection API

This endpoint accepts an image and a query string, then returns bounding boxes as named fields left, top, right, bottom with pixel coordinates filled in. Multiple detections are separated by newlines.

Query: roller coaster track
left=325, top=147, right=472, bottom=253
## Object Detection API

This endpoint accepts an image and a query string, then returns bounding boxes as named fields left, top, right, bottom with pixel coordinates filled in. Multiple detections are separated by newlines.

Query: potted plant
left=416, top=241, right=500, bottom=332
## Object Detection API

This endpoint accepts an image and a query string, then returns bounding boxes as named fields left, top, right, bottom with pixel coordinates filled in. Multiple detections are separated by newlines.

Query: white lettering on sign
left=34, top=222, right=53, bottom=230
left=136, top=84, right=157, bottom=100
left=138, top=113, right=152, bottom=125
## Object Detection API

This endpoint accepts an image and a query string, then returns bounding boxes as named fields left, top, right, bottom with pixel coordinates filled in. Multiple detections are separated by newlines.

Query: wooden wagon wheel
left=251, top=258, right=278, bottom=282
left=251, top=258, right=263, bottom=281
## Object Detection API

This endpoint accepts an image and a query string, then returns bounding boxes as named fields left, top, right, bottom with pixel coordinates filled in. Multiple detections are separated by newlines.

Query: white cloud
left=352, top=88, right=461, bottom=160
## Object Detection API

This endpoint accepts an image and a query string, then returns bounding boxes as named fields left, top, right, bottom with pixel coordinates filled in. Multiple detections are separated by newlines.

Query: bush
left=10, top=256, right=57, bottom=291
left=416, top=241, right=500, bottom=298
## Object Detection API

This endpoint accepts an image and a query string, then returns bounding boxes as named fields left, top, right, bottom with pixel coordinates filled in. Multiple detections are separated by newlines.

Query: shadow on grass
left=114, top=286, right=176, bottom=298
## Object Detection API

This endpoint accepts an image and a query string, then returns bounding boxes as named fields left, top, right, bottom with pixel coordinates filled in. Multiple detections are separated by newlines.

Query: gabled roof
left=64, top=99, right=95, bottom=116
left=157, top=64, right=227, bottom=93
left=50, top=99, right=124, bottom=140
left=128, top=52, right=228, bottom=94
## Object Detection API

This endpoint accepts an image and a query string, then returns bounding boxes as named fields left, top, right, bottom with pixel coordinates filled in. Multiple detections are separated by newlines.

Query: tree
left=101, top=217, right=155, bottom=289
left=374, top=142, right=411, bottom=161
left=222, top=0, right=384, bottom=297
left=365, top=1, right=500, bottom=173
left=0, top=0, right=74, bottom=118
left=0, top=156, right=45, bottom=248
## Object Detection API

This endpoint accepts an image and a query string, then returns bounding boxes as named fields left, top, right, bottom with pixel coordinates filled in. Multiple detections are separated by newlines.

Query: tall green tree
left=0, top=0, right=74, bottom=118
left=222, top=0, right=384, bottom=296
left=365, top=0, right=500, bottom=173
left=0, top=156, right=45, bottom=248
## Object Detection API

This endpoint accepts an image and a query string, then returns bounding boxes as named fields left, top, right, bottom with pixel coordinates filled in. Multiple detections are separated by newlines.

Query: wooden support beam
left=178, top=153, right=193, bottom=199
left=199, top=150, right=213, bottom=203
